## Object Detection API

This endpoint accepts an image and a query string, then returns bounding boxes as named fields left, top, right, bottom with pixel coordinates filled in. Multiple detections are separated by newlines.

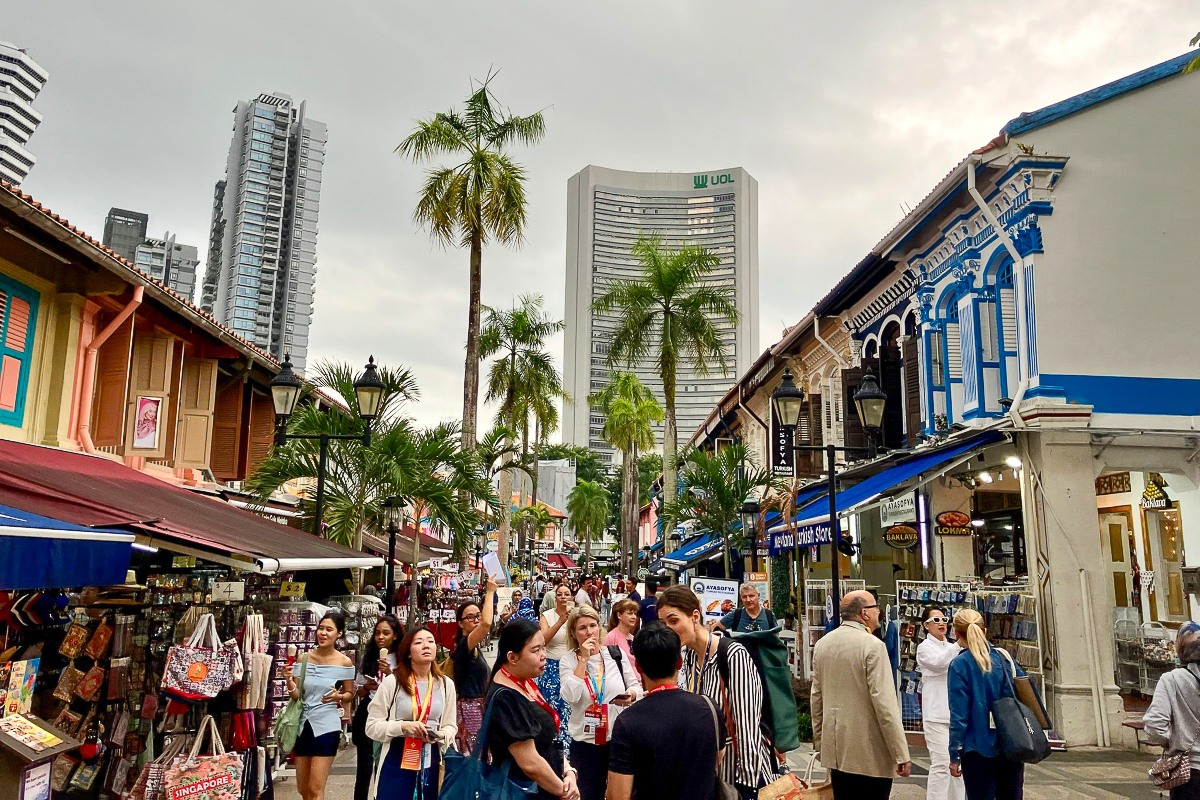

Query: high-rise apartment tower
left=102, top=208, right=149, bottom=262
left=202, top=92, right=325, bottom=370
left=563, top=165, right=759, bottom=463
left=0, top=41, right=48, bottom=187
left=134, top=234, right=199, bottom=302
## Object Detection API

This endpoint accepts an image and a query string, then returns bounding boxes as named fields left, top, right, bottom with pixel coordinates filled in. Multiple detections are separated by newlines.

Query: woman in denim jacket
left=946, top=609, right=1027, bottom=800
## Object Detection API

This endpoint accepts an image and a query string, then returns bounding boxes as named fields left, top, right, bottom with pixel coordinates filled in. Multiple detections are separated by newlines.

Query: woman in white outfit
left=917, top=606, right=965, bottom=800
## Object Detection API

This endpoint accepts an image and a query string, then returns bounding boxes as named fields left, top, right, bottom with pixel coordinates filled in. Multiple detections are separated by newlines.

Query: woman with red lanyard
left=559, top=606, right=643, bottom=800
left=366, top=626, right=458, bottom=800
left=485, top=618, right=581, bottom=800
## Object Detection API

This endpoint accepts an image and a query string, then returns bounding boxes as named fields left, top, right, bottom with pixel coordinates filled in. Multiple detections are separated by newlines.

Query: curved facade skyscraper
left=563, top=165, right=759, bottom=463
left=0, top=41, right=48, bottom=187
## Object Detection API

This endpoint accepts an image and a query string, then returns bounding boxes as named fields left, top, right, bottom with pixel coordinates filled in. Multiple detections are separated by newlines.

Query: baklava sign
left=935, top=511, right=972, bottom=536
left=883, top=525, right=919, bottom=550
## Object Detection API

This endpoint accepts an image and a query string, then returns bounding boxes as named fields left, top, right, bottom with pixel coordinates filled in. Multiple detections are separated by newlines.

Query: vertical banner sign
left=771, top=409, right=794, bottom=478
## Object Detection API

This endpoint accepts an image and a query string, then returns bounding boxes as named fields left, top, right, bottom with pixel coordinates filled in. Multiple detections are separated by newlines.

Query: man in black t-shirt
left=607, top=623, right=722, bottom=800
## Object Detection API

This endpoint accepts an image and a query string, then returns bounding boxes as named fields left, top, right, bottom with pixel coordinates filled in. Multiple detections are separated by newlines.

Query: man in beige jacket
left=811, top=590, right=911, bottom=800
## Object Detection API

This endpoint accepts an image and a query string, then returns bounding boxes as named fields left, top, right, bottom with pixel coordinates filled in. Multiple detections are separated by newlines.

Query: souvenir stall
left=893, top=580, right=973, bottom=732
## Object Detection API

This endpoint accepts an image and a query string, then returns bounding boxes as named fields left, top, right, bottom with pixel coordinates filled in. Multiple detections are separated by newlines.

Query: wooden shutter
left=245, top=390, right=276, bottom=478
left=125, top=334, right=175, bottom=458
left=841, top=367, right=866, bottom=451
left=809, top=393, right=823, bottom=448
left=0, top=289, right=32, bottom=418
left=793, top=398, right=813, bottom=477
left=92, top=316, right=134, bottom=447
left=903, top=337, right=922, bottom=447
left=879, top=353, right=904, bottom=450
left=999, top=288, right=1018, bottom=351
left=211, top=380, right=246, bottom=481
left=176, top=358, right=219, bottom=469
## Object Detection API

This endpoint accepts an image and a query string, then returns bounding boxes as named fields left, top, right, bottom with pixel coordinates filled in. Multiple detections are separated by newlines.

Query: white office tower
left=563, top=166, right=759, bottom=463
left=134, top=234, right=200, bottom=302
left=0, top=42, right=48, bottom=187
left=202, top=92, right=325, bottom=370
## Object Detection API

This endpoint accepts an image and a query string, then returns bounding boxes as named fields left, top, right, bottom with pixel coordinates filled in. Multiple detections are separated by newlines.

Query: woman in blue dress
left=284, top=610, right=357, bottom=800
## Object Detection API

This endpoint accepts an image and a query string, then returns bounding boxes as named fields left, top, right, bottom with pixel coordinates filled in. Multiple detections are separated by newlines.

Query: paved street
left=273, top=741, right=1161, bottom=800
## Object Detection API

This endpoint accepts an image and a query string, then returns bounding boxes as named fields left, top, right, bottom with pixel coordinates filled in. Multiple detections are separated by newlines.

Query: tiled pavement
left=275, top=743, right=1162, bottom=799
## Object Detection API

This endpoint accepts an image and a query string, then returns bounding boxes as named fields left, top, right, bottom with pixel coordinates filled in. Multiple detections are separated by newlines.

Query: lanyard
left=646, top=683, right=680, bottom=697
left=583, top=656, right=605, bottom=706
left=501, top=668, right=561, bottom=731
left=411, top=677, right=433, bottom=723
left=690, top=635, right=712, bottom=694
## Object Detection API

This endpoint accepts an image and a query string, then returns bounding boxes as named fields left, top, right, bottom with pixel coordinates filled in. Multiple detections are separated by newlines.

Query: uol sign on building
left=694, top=173, right=735, bottom=189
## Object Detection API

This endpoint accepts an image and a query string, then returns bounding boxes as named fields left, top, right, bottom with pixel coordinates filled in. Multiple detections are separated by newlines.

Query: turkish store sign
left=879, top=495, right=916, bottom=526
left=769, top=522, right=833, bottom=555
left=694, top=173, right=736, bottom=189
left=770, top=410, right=794, bottom=477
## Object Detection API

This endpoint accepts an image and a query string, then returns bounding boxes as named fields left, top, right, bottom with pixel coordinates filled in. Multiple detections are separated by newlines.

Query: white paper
left=482, top=552, right=509, bottom=586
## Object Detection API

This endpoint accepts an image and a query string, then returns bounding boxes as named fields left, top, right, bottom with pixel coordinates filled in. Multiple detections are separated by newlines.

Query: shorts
left=293, top=721, right=340, bottom=758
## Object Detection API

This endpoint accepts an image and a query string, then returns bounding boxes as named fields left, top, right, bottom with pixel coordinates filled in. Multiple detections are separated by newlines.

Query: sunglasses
left=926, top=617, right=947, bottom=624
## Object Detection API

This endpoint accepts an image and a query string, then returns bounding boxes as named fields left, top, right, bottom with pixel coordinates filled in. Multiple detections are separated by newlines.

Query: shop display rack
left=894, top=580, right=973, bottom=732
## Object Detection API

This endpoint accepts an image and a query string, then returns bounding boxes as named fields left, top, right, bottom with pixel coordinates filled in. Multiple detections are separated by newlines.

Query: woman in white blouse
left=916, top=606, right=965, bottom=800
left=559, top=605, right=642, bottom=800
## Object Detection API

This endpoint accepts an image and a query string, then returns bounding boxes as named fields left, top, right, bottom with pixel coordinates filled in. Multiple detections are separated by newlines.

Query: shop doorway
left=972, top=491, right=1026, bottom=582
left=1098, top=508, right=1139, bottom=617
left=1142, top=501, right=1189, bottom=623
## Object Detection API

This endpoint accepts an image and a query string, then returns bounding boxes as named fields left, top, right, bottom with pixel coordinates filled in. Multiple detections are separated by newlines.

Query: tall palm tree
left=589, top=372, right=662, bottom=575
left=567, top=479, right=610, bottom=574
left=591, top=233, right=739, bottom=546
left=397, top=73, right=547, bottom=451
left=479, top=294, right=564, bottom=569
left=661, top=444, right=782, bottom=578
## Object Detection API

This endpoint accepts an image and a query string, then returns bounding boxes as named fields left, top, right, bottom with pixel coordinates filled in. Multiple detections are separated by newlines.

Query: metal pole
left=314, top=435, right=330, bottom=536
left=386, top=522, right=397, bottom=608
left=409, top=511, right=420, bottom=629
left=827, top=443, right=841, bottom=611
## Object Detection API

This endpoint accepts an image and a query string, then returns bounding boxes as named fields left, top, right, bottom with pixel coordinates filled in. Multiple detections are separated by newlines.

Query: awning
left=768, top=431, right=1006, bottom=535
left=663, top=532, right=723, bottom=569
left=0, top=440, right=383, bottom=573
left=547, top=553, right=577, bottom=570
left=0, top=504, right=134, bottom=589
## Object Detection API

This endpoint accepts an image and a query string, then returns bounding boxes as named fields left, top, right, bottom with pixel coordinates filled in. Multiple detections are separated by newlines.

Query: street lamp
left=382, top=497, right=404, bottom=611
left=270, top=354, right=387, bottom=536
left=741, top=493, right=761, bottom=572
left=771, top=367, right=886, bottom=612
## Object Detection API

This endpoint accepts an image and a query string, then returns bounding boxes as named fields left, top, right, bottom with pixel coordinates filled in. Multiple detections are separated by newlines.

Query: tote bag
left=272, top=656, right=307, bottom=755
left=163, top=715, right=244, bottom=800
left=439, top=690, right=539, bottom=800
left=161, top=613, right=240, bottom=701
left=991, top=649, right=1051, bottom=764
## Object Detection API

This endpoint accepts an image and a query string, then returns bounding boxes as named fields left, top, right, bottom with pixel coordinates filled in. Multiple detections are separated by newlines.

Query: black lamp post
left=270, top=354, right=386, bottom=537
left=475, top=529, right=485, bottom=591
left=771, top=367, right=886, bottom=612
left=741, top=493, right=761, bottom=573
left=382, top=497, right=403, bottom=611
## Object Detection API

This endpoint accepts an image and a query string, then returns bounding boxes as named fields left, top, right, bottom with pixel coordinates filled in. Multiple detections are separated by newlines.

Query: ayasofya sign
left=694, top=173, right=735, bottom=189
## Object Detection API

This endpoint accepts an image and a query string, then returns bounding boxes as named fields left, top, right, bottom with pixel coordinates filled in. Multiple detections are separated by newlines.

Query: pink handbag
left=162, top=715, right=244, bottom=800
left=161, top=613, right=241, bottom=701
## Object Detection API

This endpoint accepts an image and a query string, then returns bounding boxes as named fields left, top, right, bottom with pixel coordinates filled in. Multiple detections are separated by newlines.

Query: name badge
left=582, top=704, right=609, bottom=746
left=400, top=735, right=424, bottom=771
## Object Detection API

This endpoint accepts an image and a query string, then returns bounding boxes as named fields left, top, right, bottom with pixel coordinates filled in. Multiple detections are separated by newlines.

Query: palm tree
left=514, top=503, right=556, bottom=575
left=567, top=479, right=610, bottom=574
left=479, top=294, right=565, bottom=570
left=397, top=73, right=547, bottom=451
left=589, top=372, right=662, bottom=575
left=661, top=444, right=782, bottom=578
left=591, top=233, right=739, bottom=545
left=246, top=362, right=494, bottom=553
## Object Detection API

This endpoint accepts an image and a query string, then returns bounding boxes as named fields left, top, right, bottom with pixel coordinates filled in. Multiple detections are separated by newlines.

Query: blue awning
left=0, top=505, right=134, bottom=589
left=770, top=432, right=1005, bottom=535
left=663, top=532, right=723, bottom=568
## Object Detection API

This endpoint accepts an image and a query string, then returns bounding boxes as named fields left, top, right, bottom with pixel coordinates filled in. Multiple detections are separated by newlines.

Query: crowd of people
left=278, top=573, right=778, bottom=800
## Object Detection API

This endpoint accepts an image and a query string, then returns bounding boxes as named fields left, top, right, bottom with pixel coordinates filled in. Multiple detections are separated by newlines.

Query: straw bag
left=161, top=613, right=240, bottom=701
left=778, top=753, right=832, bottom=800
left=162, top=715, right=244, bottom=800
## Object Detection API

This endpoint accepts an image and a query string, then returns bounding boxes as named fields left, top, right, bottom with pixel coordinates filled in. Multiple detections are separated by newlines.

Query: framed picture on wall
left=132, top=396, right=162, bottom=450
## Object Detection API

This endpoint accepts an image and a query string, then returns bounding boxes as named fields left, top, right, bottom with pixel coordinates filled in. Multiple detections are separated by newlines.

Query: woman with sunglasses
left=917, top=607, right=964, bottom=800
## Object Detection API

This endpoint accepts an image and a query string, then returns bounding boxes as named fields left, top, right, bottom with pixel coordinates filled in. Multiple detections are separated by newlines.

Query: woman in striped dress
left=657, top=585, right=776, bottom=800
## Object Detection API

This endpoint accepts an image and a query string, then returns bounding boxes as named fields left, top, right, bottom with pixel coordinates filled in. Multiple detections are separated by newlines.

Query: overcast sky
left=10, top=2, right=1195, bottom=433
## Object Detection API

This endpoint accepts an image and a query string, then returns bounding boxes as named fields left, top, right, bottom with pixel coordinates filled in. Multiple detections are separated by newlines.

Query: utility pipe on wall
left=1079, top=568, right=1111, bottom=746
left=77, top=286, right=143, bottom=453
left=964, top=154, right=1031, bottom=430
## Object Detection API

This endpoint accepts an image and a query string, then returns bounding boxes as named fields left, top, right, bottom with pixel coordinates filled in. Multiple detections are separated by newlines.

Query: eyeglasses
left=460, top=614, right=481, bottom=621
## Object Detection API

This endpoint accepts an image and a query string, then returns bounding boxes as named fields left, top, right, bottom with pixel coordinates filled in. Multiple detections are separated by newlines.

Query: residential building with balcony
left=0, top=41, right=47, bottom=187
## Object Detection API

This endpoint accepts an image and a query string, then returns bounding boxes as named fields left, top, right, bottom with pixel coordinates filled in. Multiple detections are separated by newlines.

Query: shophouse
left=685, top=52, right=1200, bottom=749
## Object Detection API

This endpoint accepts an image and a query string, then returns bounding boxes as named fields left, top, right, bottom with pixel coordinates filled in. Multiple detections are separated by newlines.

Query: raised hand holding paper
left=481, top=551, right=509, bottom=586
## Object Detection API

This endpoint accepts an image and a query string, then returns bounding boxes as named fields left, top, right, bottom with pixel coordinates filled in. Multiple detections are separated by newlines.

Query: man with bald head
left=811, top=590, right=911, bottom=800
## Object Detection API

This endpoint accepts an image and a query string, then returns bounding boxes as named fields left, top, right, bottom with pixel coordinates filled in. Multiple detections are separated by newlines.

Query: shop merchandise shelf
left=894, top=580, right=973, bottom=732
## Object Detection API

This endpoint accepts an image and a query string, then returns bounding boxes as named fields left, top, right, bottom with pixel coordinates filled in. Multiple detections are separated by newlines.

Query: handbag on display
left=271, top=655, right=307, bottom=755
left=162, top=715, right=244, bottom=800
left=161, top=613, right=240, bottom=701
left=991, top=648, right=1052, bottom=764
left=238, top=614, right=272, bottom=711
left=439, top=690, right=538, bottom=800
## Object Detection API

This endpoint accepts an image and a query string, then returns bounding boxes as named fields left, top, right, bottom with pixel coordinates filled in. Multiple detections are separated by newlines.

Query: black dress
left=484, top=684, right=565, bottom=800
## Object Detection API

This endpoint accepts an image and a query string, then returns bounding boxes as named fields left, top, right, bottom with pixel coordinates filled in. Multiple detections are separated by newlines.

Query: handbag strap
left=189, top=715, right=226, bottom=759
left=470, top=688, right=505, bottom=760
left=802, top=751, right=820, bottom=785
left=297, top=654, right=308, bottom=696
left=703, top=694, right=722, bottom=750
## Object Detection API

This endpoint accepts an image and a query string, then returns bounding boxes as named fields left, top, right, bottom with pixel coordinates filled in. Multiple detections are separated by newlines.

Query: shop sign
left=171, top=556, right=197, bottom=568
left=1142, top=478, right=1172, bottom=511
left=429, top=558, right=445, bottom=570
left=212, top=581, right=245, bottom=602
left=883, top=525, right=919, bottom=550
left=744, top=573, right=770, bottom=610
left=934, top=511, right=972, bottom=536
left=280, top=581, right=306, bottom=598
left=690, top=577, right=739, bottom=621
left=880, top=495, right=916, bottom=526
left=693, top=173, right=736, bottom=189
left=637, top=568, right=648, bottom=579
left=769, top=522, right=833, bottom=555
left=770, top=409, right=794, bottom=477
left=1095, top=472, right=1131, bottom=496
